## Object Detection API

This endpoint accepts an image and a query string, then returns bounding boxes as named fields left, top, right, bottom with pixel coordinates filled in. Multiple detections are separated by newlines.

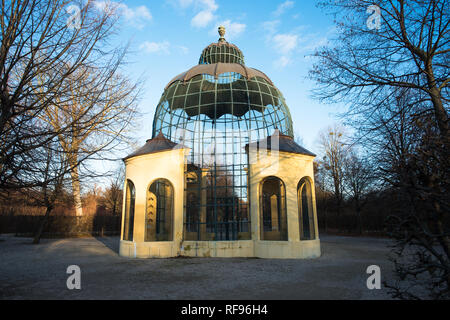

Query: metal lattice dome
left=198, top=42, right=245, bottom=64
left=198, top=25, right=245, bottom=65
left=151, top=26, right=294, bottom=240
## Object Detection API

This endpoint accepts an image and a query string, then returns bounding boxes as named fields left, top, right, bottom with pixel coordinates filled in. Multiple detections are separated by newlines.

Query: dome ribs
left=165, top=63, right=275, bottom=90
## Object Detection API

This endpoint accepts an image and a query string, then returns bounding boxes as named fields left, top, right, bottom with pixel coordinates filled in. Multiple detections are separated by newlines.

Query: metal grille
left=199, top=43, right=245, bottom=65
left=154, top=74, right=293, bottom=136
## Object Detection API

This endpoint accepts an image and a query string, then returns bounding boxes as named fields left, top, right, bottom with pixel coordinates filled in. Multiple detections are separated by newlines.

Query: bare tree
left=314, top=159, right=333, bottom=233
left=369, top=90, right=449, bottom=299
left=311, top=0, right=449, bottom=140
left=317, top=124, right=350, bottom=225
left=311, top=0, right=449, bottom=299
left=100, top=165, right=124, bottom=216
left=31, top=138, right=70, bottom=244
left=39, top=63, right=140, bottom=216
left=343, top=151, right=374, bottom=234
left=0, top=0, right=121, bottom=192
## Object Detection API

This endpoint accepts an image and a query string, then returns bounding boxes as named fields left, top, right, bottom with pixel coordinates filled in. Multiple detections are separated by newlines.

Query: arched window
left=260, top=176, right=287, bottom=241
left=146, top=179, right=174, bottom=241
left=298, top=177, right=315, bottom=240
left=123, top=180, right=135, bottom=241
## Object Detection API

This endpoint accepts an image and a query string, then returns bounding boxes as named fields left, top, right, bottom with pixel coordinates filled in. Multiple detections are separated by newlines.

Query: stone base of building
left=119, top=239, right=321, bottom=259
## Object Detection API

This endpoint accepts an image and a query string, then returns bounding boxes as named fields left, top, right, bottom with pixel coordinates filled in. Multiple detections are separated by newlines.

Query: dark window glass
left=298, top=178, right=315, bottom=240
left=123, top=180, right=135, bottom=241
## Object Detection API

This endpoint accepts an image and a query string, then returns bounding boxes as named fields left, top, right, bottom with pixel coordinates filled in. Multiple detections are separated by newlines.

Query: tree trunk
left=112, top=200, right=117, bottom=216
left=70, top=161, right=83, bottom=216
left=425, top=62, right=449, bottom=139
left=336, top=195, right=342, bottom=233
left=33, top=206, right=52, bottom=244
left=356, top=205, right=363, bottom=235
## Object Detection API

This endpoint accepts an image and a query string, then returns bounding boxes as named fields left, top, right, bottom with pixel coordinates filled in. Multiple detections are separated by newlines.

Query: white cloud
left=264, top=32, right=298, bottom=69
left=263, top=20, right=280, bottom=37
left=139, top=42, right=190, bottom=55
left=169, top=0, right=219, bottom=28
left=272, top=33, right=298, bottom=55
left=263, top=21, right=334, bottom=68
left=178, top=45, right=190, bottom=54
left=140, top=41, right=170, bottom=54
left=271, top=34, right=298, bottom=68
left=94, top=1, right=152, bottom=29
left=122, top=5, right=152, bottom=21
left=210, top=20, right=246, bottom=40
left=273, top=1, right=294, bottom=17
left=274, top=56, right=291, bottom=68
left=302, top=37, right=328, bottom=52
left=170, top=0, right=245, bottom=40
left=176, top=0, right=194, bottom=8
left=296, top=26, right=336, bottom=54
left=200, top=0, right=218, bottom=11
left=191, top=10, right=216, bottom=28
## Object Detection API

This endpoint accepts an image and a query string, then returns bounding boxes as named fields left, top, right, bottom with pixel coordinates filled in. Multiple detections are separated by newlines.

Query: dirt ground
left=0, top=234, right=396, bottom=300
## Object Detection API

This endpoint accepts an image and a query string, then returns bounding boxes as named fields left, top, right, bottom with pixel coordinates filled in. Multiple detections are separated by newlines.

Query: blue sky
left=98, top=0, right=344, bottom=155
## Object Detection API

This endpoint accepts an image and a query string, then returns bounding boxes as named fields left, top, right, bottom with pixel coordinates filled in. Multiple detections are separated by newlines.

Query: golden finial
left=218, top=25, right=226, bottom=42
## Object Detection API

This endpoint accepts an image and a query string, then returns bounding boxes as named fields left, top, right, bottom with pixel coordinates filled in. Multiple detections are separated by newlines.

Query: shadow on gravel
left=94, top=236, right=120, bottom=254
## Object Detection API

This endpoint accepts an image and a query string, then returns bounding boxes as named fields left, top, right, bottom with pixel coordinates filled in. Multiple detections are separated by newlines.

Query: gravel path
left=0, top=234, right=395, bottom=300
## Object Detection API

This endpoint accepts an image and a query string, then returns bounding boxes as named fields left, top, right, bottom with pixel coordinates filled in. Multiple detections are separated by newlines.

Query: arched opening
left=146, top=179, right=174, bottom=241
left=298, top=177, right=316, bottom=240
left=123, top=180, right=135, bottom=241
left=260, top=176, right=287, bottom=241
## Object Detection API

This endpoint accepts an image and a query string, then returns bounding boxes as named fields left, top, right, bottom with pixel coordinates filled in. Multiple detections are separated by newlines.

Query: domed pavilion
left=120, top=27, right=321, bottom=259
